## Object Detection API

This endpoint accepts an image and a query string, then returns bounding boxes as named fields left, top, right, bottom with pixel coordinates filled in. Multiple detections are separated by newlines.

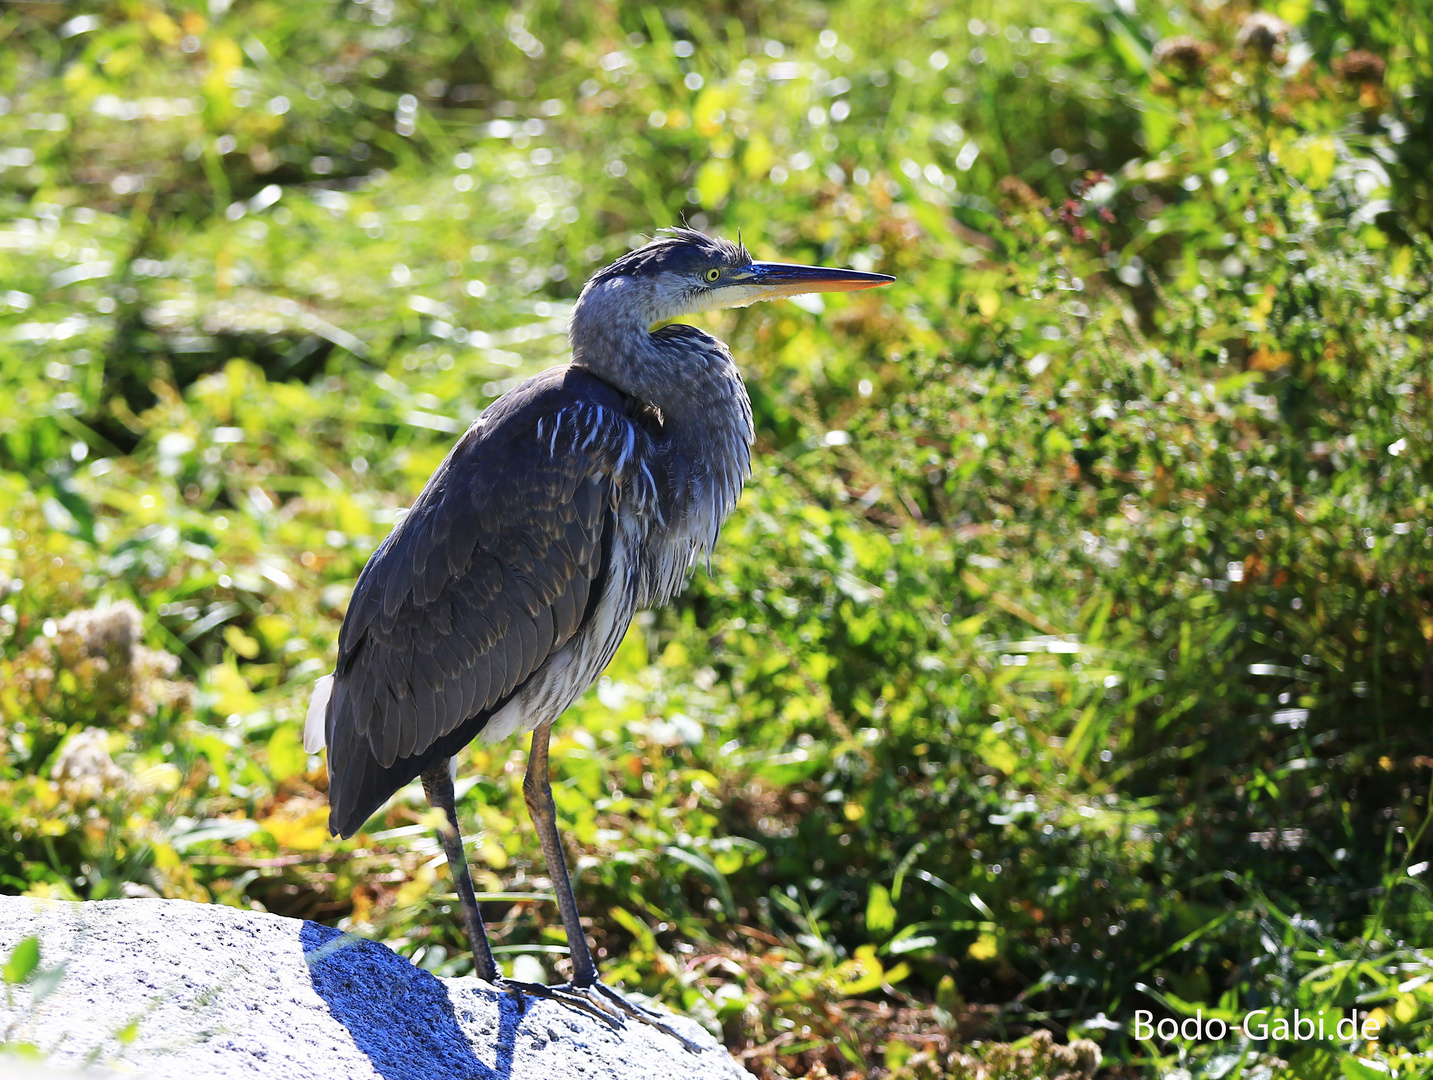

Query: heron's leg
left=514, top=723, right=701, bottom=1051
left=421, top=760, right=499, bottom=984
left=522, top=720, right=599, bottom=986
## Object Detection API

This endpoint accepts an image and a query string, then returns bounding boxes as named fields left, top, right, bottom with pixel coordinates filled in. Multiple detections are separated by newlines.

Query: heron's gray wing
left=325, top=367, right=658, bottom=805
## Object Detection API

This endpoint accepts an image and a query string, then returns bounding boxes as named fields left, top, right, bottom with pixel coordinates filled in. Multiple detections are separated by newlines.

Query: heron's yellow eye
left=704, top=268, right=721, bottom=282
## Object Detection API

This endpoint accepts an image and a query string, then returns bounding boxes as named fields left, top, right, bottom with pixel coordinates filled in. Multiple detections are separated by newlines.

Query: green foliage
left=4, top=932, right=68, bottom=1056
left=3, top=937, right=40, bottom=986
left=1, top=1, right=1430, bottom=1077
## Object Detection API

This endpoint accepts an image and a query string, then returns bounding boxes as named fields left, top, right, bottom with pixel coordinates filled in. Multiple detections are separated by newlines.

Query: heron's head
left=579, top=227, right=894, bottom=327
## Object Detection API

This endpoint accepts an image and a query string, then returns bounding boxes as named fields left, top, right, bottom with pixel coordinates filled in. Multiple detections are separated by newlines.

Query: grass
left=1, top=0, right=1431, bottom=1076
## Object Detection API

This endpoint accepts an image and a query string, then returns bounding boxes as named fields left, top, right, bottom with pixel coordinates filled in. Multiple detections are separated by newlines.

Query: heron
left=303, top=228, right=893, bottom=1031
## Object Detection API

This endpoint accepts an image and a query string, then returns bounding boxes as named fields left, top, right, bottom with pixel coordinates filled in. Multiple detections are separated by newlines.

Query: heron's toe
left=500, top=978, right=701, bottom=1052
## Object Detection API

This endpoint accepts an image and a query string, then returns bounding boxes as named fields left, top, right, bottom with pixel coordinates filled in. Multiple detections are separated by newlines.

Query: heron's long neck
left=569, top=282, right=753, bottom=542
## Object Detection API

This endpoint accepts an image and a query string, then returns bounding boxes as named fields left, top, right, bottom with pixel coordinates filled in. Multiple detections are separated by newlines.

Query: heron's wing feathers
left=326, top=368, right=655, bottom=784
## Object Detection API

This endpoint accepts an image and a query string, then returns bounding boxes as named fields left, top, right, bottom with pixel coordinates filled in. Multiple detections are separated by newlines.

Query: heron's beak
left=740, top=261, right=895, bottom=303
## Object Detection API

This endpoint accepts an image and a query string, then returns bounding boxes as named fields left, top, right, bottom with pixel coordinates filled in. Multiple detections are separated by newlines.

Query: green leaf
left=694, top=159, right=732, bottom=209
left=661, top=846, right=736, bottom=918
left=266, top=723, right=308, bottom=783
left=3, top=936, right=40, bottom=985
left=836, top=944, right=886, bottom=995
left=886, top=934, right=938, bottom=956
left=608, top=906, right=657, bottom=953
left=967, top=932, right=1000, bottom=961
left=30, top=962, right=66, bottom=1004
left=866, top=883, right=896, bottom=936
left=1340, top=1057, right=1392, bottom=1080
left=884, top=1039, right=913, bottom=1072
left=936, top=975, right=963, bottom=1012
left=712, top=849, right=743, bottom=876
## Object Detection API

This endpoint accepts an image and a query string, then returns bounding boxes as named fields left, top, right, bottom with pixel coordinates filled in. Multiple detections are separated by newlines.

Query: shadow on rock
left=301, top=922, right=518, bottom=1080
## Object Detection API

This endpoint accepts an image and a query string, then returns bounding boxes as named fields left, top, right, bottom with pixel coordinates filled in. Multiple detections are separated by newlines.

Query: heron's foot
left=501, top=978, right=702, bottom=1052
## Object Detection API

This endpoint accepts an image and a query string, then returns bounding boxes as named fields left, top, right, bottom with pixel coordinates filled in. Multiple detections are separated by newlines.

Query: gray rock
left=0, top=896, right=749, bottom=1080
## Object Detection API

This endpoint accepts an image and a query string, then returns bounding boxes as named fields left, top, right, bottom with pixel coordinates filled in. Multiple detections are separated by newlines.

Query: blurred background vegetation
left=1, top=0, right=1431, bottom=1076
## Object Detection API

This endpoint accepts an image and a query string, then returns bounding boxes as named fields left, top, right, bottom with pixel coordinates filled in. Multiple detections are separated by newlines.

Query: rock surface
left=0, top=896, right=748, bottom=1080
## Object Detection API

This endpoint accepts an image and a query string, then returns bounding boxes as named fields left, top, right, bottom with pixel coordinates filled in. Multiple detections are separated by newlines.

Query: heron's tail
left=304, top=674, right=334, bottom=752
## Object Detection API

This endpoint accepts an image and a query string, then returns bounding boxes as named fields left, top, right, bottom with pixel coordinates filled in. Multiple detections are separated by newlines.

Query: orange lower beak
left=742, top=261, right=895, bottom=300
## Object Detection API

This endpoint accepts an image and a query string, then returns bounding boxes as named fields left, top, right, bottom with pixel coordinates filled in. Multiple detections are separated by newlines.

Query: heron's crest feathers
left=587, top=227, right=751, bottom=289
